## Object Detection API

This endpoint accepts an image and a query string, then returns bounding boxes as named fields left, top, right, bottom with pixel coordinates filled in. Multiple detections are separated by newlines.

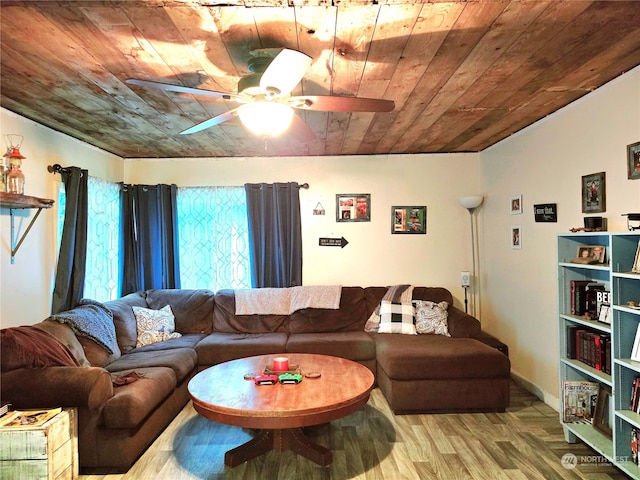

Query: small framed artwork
left=511, top=225, right=521, bottom=249
left=533, top=203, right=557, bottom=222
left=628, top=141, right=640, bottom=180
left=391, top=206, right=427, bottom=234
left=593, top=384, right=613, bottom=438
left=510, top=195, right=522, bottom=215
left=336, top=194, right=371, bottom=222
left=582, top=172, right=606, bottom=213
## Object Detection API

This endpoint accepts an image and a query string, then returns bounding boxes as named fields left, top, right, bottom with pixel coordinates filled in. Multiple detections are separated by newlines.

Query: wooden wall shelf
left=0, top=192, right=55, bottom=209
left=0, top=192, right=55, bottom=263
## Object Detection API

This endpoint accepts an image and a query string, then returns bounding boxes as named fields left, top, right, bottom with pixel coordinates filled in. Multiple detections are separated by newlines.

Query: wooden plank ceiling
left=1, top=0, right=639, bottom=159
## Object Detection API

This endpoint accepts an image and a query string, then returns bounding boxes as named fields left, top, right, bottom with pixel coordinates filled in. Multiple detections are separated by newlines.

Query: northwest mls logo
left=561, top=453, right=577, bottom=469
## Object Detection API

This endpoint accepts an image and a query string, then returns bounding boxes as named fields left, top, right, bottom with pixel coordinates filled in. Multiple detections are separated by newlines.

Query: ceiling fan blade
left=126, top=78, right=235, bottom=100
left=288, top=114, right=316, bottom=142
left=290, top=95, right=395, bottom=113
left=180, top=109, right=239, bottom=135
left=259, top=49, right=312, bottom=96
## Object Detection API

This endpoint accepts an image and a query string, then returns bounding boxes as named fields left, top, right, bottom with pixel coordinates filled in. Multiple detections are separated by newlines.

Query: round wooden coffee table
left=188, top=353, right=374, bottom=467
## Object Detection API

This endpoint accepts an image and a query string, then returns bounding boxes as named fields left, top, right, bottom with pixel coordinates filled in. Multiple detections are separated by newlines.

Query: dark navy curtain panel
left=244, top=182, right=302, bottom=288
left=120, top=184, right=180, bottom=295
left=52, top=167, right=88, bottom=314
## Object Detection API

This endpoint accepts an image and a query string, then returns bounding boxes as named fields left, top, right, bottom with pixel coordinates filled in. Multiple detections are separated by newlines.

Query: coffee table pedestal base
left=225, top=428, right=332, bottom=467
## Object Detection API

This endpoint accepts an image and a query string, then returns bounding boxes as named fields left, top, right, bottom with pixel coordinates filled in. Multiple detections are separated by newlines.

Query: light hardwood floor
left=81, top=382, right=629, bottom=480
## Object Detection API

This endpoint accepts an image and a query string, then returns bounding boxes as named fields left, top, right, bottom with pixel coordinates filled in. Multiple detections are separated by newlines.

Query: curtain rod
left=299, top=183, right=309, bottom=189
left=47, top=164, right=70, bottom=174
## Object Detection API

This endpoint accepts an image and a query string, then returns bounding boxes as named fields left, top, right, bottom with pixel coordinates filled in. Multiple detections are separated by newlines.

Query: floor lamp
left=459, top=195, right=484, bottom=318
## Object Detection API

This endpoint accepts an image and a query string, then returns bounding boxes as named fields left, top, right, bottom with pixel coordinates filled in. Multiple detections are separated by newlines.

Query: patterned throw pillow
left=132, top=305, right=182, bottom=347
left=377, top=300, right=416, bottom=334
left=414, top=300, right=450, bottom=336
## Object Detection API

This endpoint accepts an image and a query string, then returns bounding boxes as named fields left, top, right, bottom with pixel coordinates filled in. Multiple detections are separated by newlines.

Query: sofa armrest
left=447, top=306, right=481, bottom=338
left=1, top=366, right=113, bottom=411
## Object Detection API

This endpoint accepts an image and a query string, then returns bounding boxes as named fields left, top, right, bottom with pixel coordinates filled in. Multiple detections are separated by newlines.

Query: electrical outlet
left=461, top=271, right=470, bottom=287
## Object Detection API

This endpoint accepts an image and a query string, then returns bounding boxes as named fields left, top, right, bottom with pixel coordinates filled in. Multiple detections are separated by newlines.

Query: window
left=85, top=177, right=120, bottom=301
left=177, top=186, right=250, bottom=291
left=56, top=182, right=250, bottom=299
left=56, top=176, right=120, bottom=302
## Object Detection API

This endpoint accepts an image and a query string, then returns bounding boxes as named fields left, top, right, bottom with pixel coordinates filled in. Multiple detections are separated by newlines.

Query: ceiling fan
left=126, top=48, right=395, bottom=141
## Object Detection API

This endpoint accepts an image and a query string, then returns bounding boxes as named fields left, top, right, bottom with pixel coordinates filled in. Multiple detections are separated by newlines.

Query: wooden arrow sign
left=319, top=237, right=349, bottom=248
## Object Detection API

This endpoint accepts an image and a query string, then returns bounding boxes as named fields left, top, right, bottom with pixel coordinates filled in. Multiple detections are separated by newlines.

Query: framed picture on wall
left=628, top=141, right=640, bottom=180
left=336, top=194, right=371, bottom=222
left=391, top=206, right=427, bottom=234
left=582, top=172, right=606, bottom=213
left=511, top=225, right=521, bottom=249
left=510, top=195, right=522, bottom=214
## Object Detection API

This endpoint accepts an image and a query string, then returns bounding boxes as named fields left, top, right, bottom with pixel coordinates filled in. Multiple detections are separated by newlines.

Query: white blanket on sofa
left=235, top=286, right=341, bottom=315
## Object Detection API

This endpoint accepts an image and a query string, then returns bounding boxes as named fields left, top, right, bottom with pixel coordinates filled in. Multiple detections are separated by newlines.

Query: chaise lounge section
left=1, top=285, right=510, bottom=472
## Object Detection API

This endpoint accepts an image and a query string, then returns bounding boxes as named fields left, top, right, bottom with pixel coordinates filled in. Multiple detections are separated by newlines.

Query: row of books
left=569, top=280, right=611, bottom=322
left=566, top=326, right=611, bottom=374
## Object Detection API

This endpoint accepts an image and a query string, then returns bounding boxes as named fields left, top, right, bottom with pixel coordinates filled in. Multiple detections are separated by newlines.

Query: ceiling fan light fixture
left=238, top=102, right=294, bottom=137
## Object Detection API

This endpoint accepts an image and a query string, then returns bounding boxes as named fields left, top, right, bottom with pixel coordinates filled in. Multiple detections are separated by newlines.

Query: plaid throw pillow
left=377, top=300, right=416, bottom=334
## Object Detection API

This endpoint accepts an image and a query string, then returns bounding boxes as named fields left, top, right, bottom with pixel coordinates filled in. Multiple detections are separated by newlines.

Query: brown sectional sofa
left=0, top=286, right=510, bottom=472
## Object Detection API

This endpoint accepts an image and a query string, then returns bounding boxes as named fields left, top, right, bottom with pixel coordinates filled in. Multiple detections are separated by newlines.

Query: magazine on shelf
left=562, top=380, right=599, bottom=423
left=0, top=407, right=62, bottom=428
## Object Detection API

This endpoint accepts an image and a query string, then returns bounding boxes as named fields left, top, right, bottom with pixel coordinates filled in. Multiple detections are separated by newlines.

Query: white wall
left=0, top=109, right=123, bottom=328
left=125, top=153, right=483, bottom=301
left=479, top=67, right=640, bottom=408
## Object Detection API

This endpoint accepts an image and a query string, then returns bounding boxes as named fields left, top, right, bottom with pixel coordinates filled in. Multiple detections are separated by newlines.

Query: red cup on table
left=273, top=357, right=289, bottom=372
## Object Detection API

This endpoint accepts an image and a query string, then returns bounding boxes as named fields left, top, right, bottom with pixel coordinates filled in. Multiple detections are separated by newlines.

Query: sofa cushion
left=285, top=332, right=375, bottom=362
left=132, top=333, right=207, bottom=352
left=103, top=367, right=176, bottom=429
left=104, top=291, right=149, bottom=354
left=77, top=336, right=121, bottom=367
left=195, top=333, right=287, bottom=366
left=414, top=301, right=450, bottom=336
left=132, top=305, right=182, bottom=347
left=373, top=334, right=510, bottom=380
left=212, top=290, right=288, bottom=334
left=106, top=348, right=197, bottom=383
left=34, top=320, right=91, bottom=367
left=288, top=287, right=368, bottom=333
left=377, top=301, right=416, bottom=335
left=145, top=289, right=215, bottom=334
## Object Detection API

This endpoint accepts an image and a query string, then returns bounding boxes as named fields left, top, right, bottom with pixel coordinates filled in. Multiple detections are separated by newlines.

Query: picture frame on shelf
left=593, top=384, right=613, bottom=438
left=598, top=303, right=611, bottom=325
left=581, top=172, right=606, bottom=213
left=336, top=194, right=371, bottom=222
left=628, top=141, right=640, bottom=180
left=510, top=195, right=522, bottom=214
left=391, top=206, right=427, bottom=234
left=511, top=225, right=521, bottom=249
left=573, top=245, right=607, bottom=264
left=633, top=240, right=640, bottom=274
left=631, top=324, right=640, bottom=362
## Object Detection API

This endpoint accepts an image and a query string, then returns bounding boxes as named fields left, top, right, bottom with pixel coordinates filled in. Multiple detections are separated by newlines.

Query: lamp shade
left=459, top=196, right=484, bottom=210
left=238, top=102, right=294, bottom=137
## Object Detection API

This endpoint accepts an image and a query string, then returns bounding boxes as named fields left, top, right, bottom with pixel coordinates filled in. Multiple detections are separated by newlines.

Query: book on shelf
left=570, top=280, right=591, bottom=315
left=633, top=427, right=640, bottom=465
left=585, top=283, right=606, bottom=318
left=562, top=380, right=600, bottom=423
left=596, top=290, right=612, bottom=323
left=567, top=326, right=611, bottom=374
left=0, top=407, right=62, bottom=428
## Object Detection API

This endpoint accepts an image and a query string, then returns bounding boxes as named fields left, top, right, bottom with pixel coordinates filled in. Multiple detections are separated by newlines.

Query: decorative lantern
left=3, top=135, right=26, bottom=195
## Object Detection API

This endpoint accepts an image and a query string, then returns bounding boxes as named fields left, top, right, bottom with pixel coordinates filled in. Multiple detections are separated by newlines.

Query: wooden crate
left=0, top=408, right=78, bottom=480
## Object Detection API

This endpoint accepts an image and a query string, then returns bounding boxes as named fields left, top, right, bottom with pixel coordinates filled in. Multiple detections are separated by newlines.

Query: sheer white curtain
left=177, top=186, right=250, bottom=291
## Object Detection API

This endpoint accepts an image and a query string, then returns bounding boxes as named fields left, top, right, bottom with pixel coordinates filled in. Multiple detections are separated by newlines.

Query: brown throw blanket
left=1, top=326, right=80, bottom=372
left=364, top=285, right=414, bottom=332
